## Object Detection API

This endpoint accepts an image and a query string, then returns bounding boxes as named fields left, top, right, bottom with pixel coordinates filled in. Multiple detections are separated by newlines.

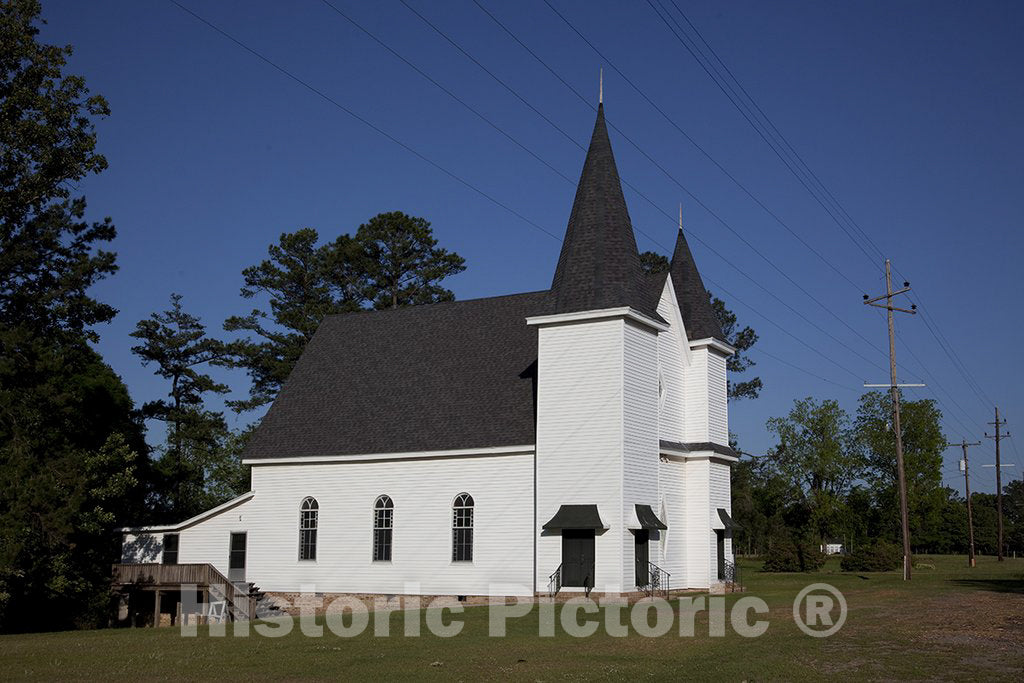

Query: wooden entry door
left=634, top=530, right=650, bottom=586
left=229, top=532, right=247, bottom=583
left=561, top=530, right=595, bottom=588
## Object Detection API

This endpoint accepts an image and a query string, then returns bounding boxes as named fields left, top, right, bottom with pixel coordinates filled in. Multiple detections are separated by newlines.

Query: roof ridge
left=323, top=289, right=550, bottom=321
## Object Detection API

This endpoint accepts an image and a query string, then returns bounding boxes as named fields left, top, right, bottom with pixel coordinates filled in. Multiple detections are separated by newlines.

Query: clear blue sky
left=38, top=1, right=1023, bottom=492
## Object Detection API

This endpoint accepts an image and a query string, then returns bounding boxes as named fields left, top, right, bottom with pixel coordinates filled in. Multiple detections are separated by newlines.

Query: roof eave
left=526, top=306, right=669, bottom=332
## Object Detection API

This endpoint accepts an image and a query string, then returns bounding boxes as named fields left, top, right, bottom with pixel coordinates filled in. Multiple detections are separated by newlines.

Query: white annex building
left=119, top=104, right=738, bottom=602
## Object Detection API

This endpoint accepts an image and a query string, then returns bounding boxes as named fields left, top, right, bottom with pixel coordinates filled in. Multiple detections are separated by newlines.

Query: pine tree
left=131, top=294, right=241, bottom=518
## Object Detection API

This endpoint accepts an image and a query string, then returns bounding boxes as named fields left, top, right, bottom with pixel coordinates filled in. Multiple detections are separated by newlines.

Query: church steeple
left=669, top=222, right=726, bottom=343
left=549, top=104, right=657, bottom=319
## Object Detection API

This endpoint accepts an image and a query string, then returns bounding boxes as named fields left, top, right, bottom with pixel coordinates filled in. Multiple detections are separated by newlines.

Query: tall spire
left=669, top=217, right=726, bottom=342
left=549, top=105, right=658, bottom=319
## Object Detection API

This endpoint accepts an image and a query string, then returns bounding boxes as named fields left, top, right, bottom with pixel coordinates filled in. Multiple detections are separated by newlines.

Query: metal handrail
left=722, top=559, right=742, bottom=592
left=645, top=561, right=671, bottom=598
left=548, top=563, right=562, bottom=597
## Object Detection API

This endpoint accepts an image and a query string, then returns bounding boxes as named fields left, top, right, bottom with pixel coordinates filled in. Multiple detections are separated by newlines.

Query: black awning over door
left=635, top=504, right=668, bottom=530
left=543, top=505, right=605, bottom=530
left=718, top=508, right=739, bottom=530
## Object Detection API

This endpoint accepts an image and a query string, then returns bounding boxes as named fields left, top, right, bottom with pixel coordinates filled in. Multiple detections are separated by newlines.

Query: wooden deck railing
left=112, top=563, right=250, bottom=613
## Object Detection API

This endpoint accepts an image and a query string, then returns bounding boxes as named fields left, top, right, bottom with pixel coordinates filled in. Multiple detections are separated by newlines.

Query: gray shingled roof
left=669, top=228, right=727, bottom=343
left=243, top=291, right=548, bottom=459
left=549, top=104, right=662, bottom=323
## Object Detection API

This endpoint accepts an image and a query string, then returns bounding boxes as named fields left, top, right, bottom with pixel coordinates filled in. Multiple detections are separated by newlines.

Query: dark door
left=715, top=530, right=725, bottom=580
left=634, top=530, right=650, bottom=586
left=229, top=532, right=246, bottom=583
left=561, top=530, right=595, bottom=588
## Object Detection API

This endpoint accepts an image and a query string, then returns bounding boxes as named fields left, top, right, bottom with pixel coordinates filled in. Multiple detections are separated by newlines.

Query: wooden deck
left=112, top=563, right=254, bottom=626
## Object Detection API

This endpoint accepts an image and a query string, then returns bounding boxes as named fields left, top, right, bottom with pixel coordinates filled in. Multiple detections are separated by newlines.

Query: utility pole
left=985, top=408, right=1012, bottom=561
left=954, top=440, right=981, bottom=567
left=863, top=259, right=917, bottom=581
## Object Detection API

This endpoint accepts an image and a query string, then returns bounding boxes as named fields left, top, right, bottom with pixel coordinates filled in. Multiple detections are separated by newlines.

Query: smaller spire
left=599, top=67, right=603, bottom=104
left=670, top=220, right=727, bottom=343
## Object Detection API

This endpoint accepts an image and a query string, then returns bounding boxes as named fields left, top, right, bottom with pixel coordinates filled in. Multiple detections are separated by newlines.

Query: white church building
left=118, top=104, right=738, bottom=602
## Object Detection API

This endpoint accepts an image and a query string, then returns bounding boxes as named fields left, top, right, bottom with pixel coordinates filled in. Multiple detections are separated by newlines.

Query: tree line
left=0, top=1, right=467, bottom=631
left=732, top=394, right=1024, bottom=563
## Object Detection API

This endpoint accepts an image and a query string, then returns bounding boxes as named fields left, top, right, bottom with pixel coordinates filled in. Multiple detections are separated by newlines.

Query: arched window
left=373, top=495, right=393, bottom=561
left=452, top=493, right=474, bottom=562
left=299, top=497, right=318, bottom=561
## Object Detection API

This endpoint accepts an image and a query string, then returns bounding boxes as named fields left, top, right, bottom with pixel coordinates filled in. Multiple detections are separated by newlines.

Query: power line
left=648, top=0, right=997, bottom=416
left=400, top=0, right=901, bottom=378
left=166, top=0, right=561, bottom=244
left=640, top=0, right=882, bottom=267
left=168, top=0, right=873, bottom=396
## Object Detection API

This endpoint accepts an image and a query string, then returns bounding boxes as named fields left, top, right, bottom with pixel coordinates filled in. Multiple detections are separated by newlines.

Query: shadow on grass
left=950, top=578, right=1024, bottom=594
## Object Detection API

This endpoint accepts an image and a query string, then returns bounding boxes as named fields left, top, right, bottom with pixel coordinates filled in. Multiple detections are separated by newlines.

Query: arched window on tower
left=299, top=497, right=318, bottom=561
left=452, top=493, right=474, bottom=562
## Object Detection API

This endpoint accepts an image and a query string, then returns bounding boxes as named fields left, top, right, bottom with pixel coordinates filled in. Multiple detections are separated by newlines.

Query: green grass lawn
left=2, top=555, right=1023, bottom=681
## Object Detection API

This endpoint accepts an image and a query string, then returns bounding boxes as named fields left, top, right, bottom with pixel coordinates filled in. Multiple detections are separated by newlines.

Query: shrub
left=762, top=537, right=826, bottom=572
left=840, top=541, right=902, bottom=572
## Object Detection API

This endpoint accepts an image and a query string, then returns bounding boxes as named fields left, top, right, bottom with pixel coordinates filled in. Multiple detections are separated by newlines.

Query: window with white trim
left=299, top=497, right=318, bottom=561
left=373, top=495, right=393, bottom=561
left=452, top=493, right=474, bottom=562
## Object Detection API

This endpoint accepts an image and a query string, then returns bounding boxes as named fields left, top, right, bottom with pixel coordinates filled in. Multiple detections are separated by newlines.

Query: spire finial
left=678, top=203, right=683, bottom=231
left=599, top=67, right=603, bottom=104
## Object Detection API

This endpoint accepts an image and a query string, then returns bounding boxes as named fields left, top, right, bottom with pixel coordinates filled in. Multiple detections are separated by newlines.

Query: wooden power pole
left=985, top=408, right=1012, bottom=561
left=956, top=440, right=981, bottom=567
left=863, top=259, right=918, bottom=581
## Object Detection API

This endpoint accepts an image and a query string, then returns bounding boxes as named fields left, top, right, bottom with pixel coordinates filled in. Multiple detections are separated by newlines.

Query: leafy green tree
left=0, top=0, right=115, bottom=340
left=132, top=294, right=244, bottom=519
left=0, top=0, right=147, bottom=631
left=639, top=250, right=760, bottom=400
left=356, top=211, right=466, bottom=309
left=766, top=397, right=864, bottom=543
left=0, top=345, right=147, bottom=631
left=639, top=250, right=669, bottom=275
left=227, top=215, right=465, bottom=410
left=856, top=391, right=946, bottom=545
left=223, top=229, right=365, bottom=410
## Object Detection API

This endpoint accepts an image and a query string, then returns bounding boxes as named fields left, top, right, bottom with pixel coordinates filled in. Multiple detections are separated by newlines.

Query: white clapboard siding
left=658, top=459, right=688, bottom=585
left=535, top=317, right=625, bottom=593
left=707, top=351, right=729, bottom=445
left=683, top=349, right=710, bottom=442
left=622, top=319, right=660, bottom=588
left=683, top=458, right=711, bottom=588
left=170, top=453, right=534, bottom=596
left=121, top=532, right=163, bottom=563
left=709, top=460, right=734, bottom=573
left=656, top=278, right=689, bottom=443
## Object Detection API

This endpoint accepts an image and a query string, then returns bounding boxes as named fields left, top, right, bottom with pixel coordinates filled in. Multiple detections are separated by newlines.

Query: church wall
left=709, top=459, right=734, bottom=574
left=656, top=281, right=688, bottom=443
left=535, top=318, right=625, bottom=594
left=707, top=350, right=729, bottom=445
left=121, top=532, right=164, bottom=564
left=683, top=349, right=710, bottom=442
left=683, top=458, right=711, bottom=588
left=621, top=319, right=660, bottom=590
left=173, top=453, right=534, bottom=596
left=657, top=458, right=688, bottom=586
